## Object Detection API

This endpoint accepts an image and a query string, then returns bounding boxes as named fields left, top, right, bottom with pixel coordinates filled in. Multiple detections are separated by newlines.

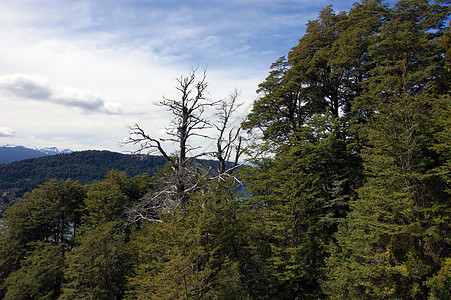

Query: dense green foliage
left=242, top=0, right=450, bottom=298
left=0, top=1, right=449, bottom=299
left=0, top=171, right=151, bottom=299
left=0, top=150, right=166, bottom=201
left=126, top=178, right=250, bottom=299
left=0, top=150, right=221, bottom=211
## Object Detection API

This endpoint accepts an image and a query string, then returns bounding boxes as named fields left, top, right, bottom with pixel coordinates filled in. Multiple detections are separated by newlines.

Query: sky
left=0, top=0, right=391, bottom=154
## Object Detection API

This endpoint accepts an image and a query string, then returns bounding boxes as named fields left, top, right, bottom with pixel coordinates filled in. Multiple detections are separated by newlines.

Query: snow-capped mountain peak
left=0, top=145, right=73, bottom=164
left=38, top=147, right=72, bottom=155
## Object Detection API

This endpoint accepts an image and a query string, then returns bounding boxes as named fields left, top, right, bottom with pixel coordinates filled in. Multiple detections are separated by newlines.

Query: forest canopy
left=0, top=0, right=450, bottom=299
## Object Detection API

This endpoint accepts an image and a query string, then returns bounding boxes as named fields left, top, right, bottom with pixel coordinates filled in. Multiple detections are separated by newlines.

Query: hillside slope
left=0, top=145, right=73, bottom=164
left=0, top=145, right=50, bottom=164
left=0, top=150, right=222, bottom=210
left=0, top=150, right=168, bottom=208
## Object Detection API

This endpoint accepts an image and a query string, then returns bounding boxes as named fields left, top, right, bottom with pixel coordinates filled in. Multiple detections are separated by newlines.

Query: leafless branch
left=122, top=123, right=174, bottom=164
left=213, top=89, right=245, bottom=174
left=124, top=70, right=247, bottom=224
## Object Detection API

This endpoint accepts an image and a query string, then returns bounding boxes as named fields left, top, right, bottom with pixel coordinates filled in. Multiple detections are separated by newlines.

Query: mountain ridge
left=0, top=148, right=220, bottom=211
left=0, top=149, right=168, bottom=211
left=0, top=145, right=73, bottom=164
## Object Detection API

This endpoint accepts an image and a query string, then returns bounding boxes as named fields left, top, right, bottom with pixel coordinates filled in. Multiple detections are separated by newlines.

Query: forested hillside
left=0, top=151, right=166, bottom=207
left=0, top=1, right=450, bottom=299
left=0, top=150, right=222, bottom=211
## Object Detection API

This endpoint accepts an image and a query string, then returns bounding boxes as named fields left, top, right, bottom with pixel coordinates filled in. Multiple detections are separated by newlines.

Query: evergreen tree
left=325, top=1, right=451, bottom=298
left=0, top=179, right=85, bottom=297
left=242, top=2, right=385, bottom=146
left=60, top=222, right=134, bottom=300
left=59, top=171, right=150, bottom=299
left=126, top=177, right=249, bottom=299
left=242, top=114, right=361, bottom=299
left=240, top=2, right=384, bottom=297
left=83, top=170, right=151, bottom=227
left=3, top=241, right=64, bottom=300
left=0, top=230, right=24, bottom=298
left=3, top=179, right=85, bottom=247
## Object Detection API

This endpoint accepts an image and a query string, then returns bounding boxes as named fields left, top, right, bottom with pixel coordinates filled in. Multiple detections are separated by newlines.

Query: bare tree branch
left=123, top=123, right=174, bottom=164
left=213, top=89, right=245, bottom=174
left=123, top=70, right=246, bottom=224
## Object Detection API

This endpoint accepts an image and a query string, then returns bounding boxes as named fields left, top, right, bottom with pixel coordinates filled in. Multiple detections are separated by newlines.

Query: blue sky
left=0, top=0, right=394, bottom=153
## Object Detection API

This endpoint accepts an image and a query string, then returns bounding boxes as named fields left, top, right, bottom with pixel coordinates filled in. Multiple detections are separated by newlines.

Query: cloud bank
left=0, top=73, right=141, bottom=115
left=0, top=0, right=365, bottom=152
left=0, top=127, right=15, bottom=137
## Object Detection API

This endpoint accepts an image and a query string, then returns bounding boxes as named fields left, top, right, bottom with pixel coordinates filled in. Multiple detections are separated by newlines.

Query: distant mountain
left=0, top=146, right=225, bottom=212
left=0, top=150, right=167, bottom=210
left=38, top=147, right=72, bottom=155
left=0, top=149, right=221, bottom=211
left=0, top=145, right=72, bottom=164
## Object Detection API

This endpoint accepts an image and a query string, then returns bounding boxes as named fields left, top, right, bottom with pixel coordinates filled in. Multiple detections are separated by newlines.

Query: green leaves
left=3, top=179, right=86, bottom=247
left=241, top=113, right=362, bottom=298
left=0, top=1, right=449, bottom=299
left=243, top=1, right=450, bottom=298
left=61, top=222, right=133, bottom=300
left=324, top=1, right=451, bottom=298
left=0, top=171, right=151, bottom=299
left=126, top=179, right=250, bottom=299
left=3, top=242, right=64, bottom=300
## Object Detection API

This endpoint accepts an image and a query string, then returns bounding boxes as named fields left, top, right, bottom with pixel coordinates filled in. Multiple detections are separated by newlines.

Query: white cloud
left=0, top=0, right=361, bottom=152
left=0, top=74, right=51, bottom=100
left=0, top=73, right=142, bottom=115
left=0, top=127, right=15, bottom=137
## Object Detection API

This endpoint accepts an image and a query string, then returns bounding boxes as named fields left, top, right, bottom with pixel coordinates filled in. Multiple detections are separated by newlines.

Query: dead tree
left=212, top=89, right=244, bottom=177
left=123, top=69, right=244, bottom=223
